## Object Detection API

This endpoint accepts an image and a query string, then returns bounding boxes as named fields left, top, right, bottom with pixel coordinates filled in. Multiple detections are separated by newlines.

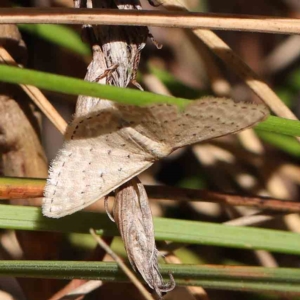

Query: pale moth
left=43, top=98, right=268, bottom=218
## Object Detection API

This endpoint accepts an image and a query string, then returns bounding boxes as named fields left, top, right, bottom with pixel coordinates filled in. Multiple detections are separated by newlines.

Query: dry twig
left=90, top=229, right=155, bottom=300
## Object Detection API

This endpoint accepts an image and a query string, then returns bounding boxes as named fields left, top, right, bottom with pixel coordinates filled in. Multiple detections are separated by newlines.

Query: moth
left=109, top=178, right=175, bottom=297
left=67, top=2, right=176, bottom=296
left=45, top=2, right=268, bottom=297
left=75, top=0, right=150, bottom=90
left=43, top=98, right=268, bottom=217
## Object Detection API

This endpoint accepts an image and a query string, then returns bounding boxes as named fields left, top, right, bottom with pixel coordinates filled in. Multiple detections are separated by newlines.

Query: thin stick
left=48, top=244, right=110, bottom=300
left=224, top=213, right=279, bottom=226
left=0, top=177, right=300, bottom=213
left=0, top=47, right=67, bottom=134
left=132, top=186, right=300, bottom=213
left=0, top=8, right=300, bottom=35
left=193, top=29, right=300, bottom=128
left=60, top=280, right=102, bottom=300
left=89, top=229, right=155, bottom=300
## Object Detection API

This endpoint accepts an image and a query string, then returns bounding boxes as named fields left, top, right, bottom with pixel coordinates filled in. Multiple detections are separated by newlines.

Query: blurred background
left=1, top=0, right=300, bottom=299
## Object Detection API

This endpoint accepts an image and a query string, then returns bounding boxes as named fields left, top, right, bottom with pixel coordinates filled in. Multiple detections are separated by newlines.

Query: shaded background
left=1, top=0, right=300, bottom=299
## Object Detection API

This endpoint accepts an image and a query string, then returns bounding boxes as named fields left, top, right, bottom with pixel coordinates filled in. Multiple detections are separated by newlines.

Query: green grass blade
left=0, top=64, right=298, bottom=136
left=0, top=64, right=188, bottom=107
left=0, top=261, right=300, bottom=293
left=0, top=204, right=299, bottom=255
left=18, top=24, right=90, bottom=56
left=257, top=131, right=300, bottom=157
left=255, top=116, right=300, bottom=137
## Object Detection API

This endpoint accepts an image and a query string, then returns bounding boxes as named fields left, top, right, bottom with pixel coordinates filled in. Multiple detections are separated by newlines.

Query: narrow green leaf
left=257, top=131, right=300, bottom=157
left=18, top=24, right=90, bottom=56
left=255, top=116, right=300, bottom=137
left=0, top=261, right=299, bottom=293
left=0, top=64, right=188, bottom=107
left=0, top=64, right=298, bottom=136
left=0, top=204, right=299, bottom=255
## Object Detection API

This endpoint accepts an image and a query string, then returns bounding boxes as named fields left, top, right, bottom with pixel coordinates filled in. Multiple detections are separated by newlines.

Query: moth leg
left=95, top=64, right=119, bottom=84
left=104, top=195, right=115, bottom=222
left=158, top=273, right=176, bottom=293
left=131, top=79, right=144, bottom=91
left=148, top=33, right=163, bottom=49
left=151, top=252, right=176, bottom=293
left=155, top=249, right=165, bottom=259
left=131, top=52, right=144, bottom=91
left=152, top=262, right=176, bottom=293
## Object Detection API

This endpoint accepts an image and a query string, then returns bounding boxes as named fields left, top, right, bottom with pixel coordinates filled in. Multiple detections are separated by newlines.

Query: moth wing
left=112, top=178, right=157, bottom=286
left=167, top=97, right=269, bottom=149
left=42, top=109, right=153, bottom=218
left=116, top=103, right=177, bottom=146
left=118, top=97, right=268, bottom=151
